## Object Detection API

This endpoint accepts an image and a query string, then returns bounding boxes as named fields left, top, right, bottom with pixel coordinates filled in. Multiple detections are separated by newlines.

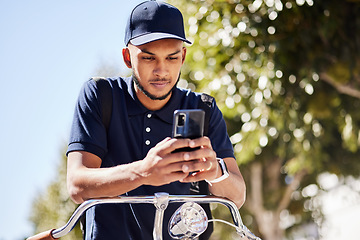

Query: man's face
left=123, top=39, right=186, bottom=106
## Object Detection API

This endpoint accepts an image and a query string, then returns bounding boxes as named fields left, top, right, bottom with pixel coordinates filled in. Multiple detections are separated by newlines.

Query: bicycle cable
left=208, top=218, right=239, bottom=230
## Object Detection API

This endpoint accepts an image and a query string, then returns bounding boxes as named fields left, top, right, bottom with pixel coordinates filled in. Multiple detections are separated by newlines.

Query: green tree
left=29, top=149, right=82, bottom=240
left=170, top=0, right=360, bottom=239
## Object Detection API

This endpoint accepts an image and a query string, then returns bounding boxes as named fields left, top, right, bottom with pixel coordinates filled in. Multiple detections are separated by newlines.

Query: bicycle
left=27, top=193, right=261, bottom=240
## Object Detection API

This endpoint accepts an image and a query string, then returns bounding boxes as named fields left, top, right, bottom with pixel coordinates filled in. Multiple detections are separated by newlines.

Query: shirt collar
left=155, top=88, right=182, bottom=124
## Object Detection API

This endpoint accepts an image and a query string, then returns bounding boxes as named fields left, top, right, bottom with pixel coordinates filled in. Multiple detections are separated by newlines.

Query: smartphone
left=172, top=109, right=205, bottom=153
left=172, top=109, right=205, bottom=139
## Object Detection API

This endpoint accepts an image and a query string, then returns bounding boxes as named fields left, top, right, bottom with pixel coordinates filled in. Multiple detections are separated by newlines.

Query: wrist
left=205, top=158, right=229, bottom=185
left=131, top=159, right=149, bottom=185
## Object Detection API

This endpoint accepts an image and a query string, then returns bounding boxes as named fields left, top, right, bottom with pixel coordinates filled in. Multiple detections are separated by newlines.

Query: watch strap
left=206, top=158, right=229, bottom=184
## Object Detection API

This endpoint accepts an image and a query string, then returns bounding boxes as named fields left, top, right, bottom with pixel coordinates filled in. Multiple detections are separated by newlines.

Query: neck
left=134, top=84, right=172, bottom=111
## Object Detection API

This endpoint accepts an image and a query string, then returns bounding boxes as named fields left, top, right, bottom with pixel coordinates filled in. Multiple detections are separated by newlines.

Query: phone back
left=172, top=109, right=205, bottom=139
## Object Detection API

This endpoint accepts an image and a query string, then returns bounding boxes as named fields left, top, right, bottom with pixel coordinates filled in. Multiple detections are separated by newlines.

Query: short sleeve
left=66, top=80, right=108, bottom=159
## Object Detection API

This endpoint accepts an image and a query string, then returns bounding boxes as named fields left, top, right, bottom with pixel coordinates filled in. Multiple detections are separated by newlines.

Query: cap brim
left=129, top=32, right=192, bottom=46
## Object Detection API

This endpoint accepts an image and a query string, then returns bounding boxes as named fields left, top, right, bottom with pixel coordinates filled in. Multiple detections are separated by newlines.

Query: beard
left=132, top=72, right=180, bottom=101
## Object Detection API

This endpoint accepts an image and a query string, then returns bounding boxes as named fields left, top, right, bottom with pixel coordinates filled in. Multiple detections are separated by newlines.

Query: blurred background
left=1, top=0, right=360, bottom=239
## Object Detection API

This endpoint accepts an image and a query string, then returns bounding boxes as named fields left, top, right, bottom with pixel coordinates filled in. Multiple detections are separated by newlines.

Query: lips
left=150, top=80, right=171, bottom=89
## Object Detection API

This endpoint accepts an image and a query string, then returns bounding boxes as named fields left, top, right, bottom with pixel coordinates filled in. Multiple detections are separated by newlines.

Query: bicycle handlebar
left=27, top=194, right=260, bottom=240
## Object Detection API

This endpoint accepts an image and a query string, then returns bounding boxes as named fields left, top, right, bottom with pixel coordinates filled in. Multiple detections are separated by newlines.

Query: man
left=66, top=1, right=246, bottom=239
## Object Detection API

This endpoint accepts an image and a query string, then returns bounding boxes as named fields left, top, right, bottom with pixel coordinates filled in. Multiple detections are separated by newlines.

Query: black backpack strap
left=92, top=77, right=113, bottom=132
left=198, top=93, right=214, bottom=136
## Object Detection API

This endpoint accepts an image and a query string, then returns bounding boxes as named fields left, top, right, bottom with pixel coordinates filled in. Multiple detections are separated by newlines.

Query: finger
left=181, top=159, right=212, bottom=174
left=180, top=171, right=208, bottom=182
left=188, top=136, right=213, bottom=150
left=160, top=160, right=192, bottom=173
left=158, top=159, right=209, bottom=178
left=157, top=151, right=194, bottom=166
left=181, top=147, right=216, bottom=162
left=160, top=138, right=193, bottom=154
left=181, top=168, right=217, bottom=182
left=180, top=158, right=219, bottom=182
left=153, top=171, right=189, bottom=186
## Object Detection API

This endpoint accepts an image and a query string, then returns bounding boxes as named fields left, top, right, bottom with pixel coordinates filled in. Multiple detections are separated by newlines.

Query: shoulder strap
left=91, top=77, right=113, bottom=133
left=197, top=93, right=214, bottom=136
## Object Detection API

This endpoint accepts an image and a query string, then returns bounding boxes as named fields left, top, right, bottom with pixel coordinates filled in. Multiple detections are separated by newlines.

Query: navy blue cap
left=124, top=1, right=192, bottom=46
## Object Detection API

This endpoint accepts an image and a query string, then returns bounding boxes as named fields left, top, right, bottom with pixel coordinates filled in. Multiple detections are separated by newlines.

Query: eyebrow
left=141, top=49, right=181, bottom=56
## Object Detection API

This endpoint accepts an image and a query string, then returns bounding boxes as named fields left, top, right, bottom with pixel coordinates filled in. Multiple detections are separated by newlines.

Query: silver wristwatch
left=207, top=158, right=229, bottom=184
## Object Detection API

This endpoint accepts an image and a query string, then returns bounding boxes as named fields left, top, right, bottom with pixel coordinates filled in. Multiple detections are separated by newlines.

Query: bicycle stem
left=153, top=193, right=169, bottom=240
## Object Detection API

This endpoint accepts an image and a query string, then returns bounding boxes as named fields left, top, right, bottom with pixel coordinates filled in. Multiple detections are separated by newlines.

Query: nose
left=153, top=60, right=169, bottom=79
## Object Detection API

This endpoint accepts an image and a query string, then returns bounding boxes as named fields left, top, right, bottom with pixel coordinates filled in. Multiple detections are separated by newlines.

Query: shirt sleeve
left=208, top=99, right=235, bottom=160
left=66, top=80, right=108, bottom=159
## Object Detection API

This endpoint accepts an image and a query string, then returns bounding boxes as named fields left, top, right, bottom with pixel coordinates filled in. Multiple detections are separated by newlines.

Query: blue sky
left=0, top=0, right=142, bottom=239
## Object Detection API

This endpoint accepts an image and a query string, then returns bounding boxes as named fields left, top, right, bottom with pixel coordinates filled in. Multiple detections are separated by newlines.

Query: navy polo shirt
left=67, top=77, right=235, bottom=240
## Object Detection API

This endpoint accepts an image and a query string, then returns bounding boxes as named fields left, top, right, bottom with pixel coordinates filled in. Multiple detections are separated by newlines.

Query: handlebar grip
left=27, top=229, right=58, bottom=240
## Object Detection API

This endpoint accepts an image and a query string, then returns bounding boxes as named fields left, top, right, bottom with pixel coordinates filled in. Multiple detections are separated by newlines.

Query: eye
left=142, top=56, right=155, bottom=60
left=168, top=56, right=178, bottom=60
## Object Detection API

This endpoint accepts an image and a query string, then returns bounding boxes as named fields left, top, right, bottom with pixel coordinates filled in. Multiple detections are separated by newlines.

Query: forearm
left=209, top=158, right=246, bottom=208
left=67, top=152, right=145, bottom=204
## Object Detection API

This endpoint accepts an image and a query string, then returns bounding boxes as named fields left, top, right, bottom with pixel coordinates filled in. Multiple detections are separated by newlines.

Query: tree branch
left=276, top=169, right=307, bottom=214
left=320, top=72, right=360, bottom=99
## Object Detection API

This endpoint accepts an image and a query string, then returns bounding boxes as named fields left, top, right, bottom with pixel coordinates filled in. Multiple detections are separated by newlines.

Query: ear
left=181, top=47, right=187, bottom=64
left=122, top=48, right=132, bottom=68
